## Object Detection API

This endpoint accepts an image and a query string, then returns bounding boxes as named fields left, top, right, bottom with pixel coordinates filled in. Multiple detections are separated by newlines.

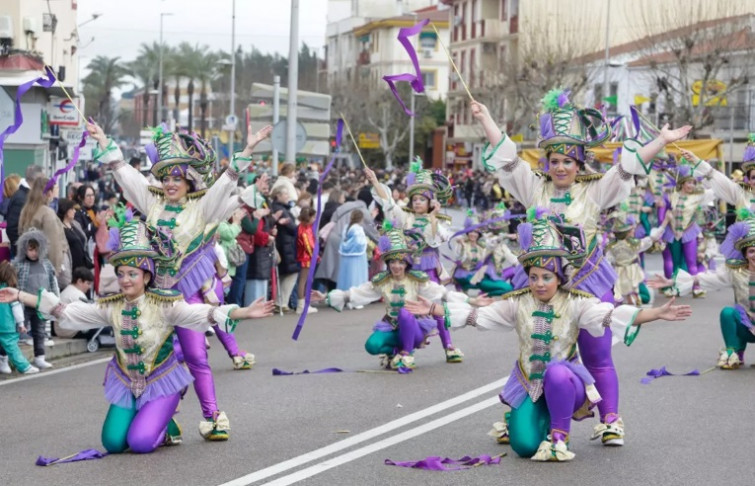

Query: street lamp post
left=157, top=12, right=173, bottom=125
left=227, top=0, right=237, bottom=160
left=602, top=0, right=611, bottom=107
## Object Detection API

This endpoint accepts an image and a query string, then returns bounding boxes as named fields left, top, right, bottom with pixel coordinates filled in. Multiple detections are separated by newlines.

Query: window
left=510, top=0, right=519, bottom=33
left=470, top=48, right=476, bottom=88
left=501, top=0, right=507, bottom=21
left=422, top=71, right=437, bottom=89
left=609, top=82, right=618, bottom=112
left=593, top=84, right=604, bottom=108
left=462, top=1, right=467, bottom=41
left=471, top=0, right=477, bottom=38
left=454, top=5, right=459, bottom=42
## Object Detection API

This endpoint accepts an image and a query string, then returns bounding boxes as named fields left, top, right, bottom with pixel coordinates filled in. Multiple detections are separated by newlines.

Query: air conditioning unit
left=0, top=15, right=13, bottom=38
left=422, top=48, right=433, bottom=59
left=453, top=15, right=464, bottom=27
left=23, top=17, right=37, bottom=34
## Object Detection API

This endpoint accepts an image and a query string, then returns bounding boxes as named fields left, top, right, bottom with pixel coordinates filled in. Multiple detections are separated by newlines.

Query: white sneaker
left=32, top=356, right=53, bottom=369
left=20, top=338, right=33, bottom=346
left=21, top=365, right=40, bottom=374
left=0, top=356, right=11, bottom=374
left=44, top=338, right=55, bottom=347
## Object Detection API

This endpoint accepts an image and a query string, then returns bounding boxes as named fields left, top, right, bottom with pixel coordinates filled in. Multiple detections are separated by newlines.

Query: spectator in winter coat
left=270, top=186, right=299, bottom=313
left=243, top=175, right=275, bottom=307
left=5, top=165, right=44, bottom=258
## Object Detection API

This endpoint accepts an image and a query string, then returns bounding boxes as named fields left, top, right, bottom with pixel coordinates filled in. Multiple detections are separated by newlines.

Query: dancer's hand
left=646, top=273, right=673, bottom=289
left=403, top=296, right=433, bottom=315
left=363, top=167, right=378, bottom=185
left=246, top=125, right=273, bottom=150
left=0, top=287, right=19, bottom=303
left=660, top=124, right=692, bottom=144
left=241, top=297, right=275, bottom=319
left=654, top=297, right=692, bottom=321
left=469, top=293, right=494, bottom=307
left=470, top=100, right=491, bottom=122
left=85, top=120, right=109, bottom=149
left=679, top=149, right=700, bottom=164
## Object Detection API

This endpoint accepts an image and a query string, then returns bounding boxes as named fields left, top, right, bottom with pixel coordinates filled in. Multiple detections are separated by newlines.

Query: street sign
left=225, top=114, right=238, bottom=127
left=358, top=132, right=380, bottom=149
left=48, top=97, right=80, bottom=126
left=271, top=119, right=307, bottom=155
left=60, top=128, right=97, bottom=161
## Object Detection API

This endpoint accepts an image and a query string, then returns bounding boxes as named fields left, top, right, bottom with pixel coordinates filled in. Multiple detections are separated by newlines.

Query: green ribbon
left=550, top=192, right=572, bottom=206
left=121, top=308, right=141, bottom=319
left=157, top=218, right=178, bottom=229
left=126, top=362, right=146, bottom=375
left=120, top=327, right=140, bottom=339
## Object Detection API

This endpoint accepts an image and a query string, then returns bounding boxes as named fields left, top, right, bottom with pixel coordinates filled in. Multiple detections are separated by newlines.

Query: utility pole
left=273, top=75, right=280, bottom=176
left=158, top=12, right=172, bottom=124
left=286, top=0, right=300, bottom=165
left=227, top=0, right=237, bottom=159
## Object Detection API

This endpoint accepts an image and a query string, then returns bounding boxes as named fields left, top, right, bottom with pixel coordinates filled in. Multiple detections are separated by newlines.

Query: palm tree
left=181, top=44, right=221, bottom=138
left=127, top=42, right=161, bottom=128
left=82, top=56, right=130, bottom=133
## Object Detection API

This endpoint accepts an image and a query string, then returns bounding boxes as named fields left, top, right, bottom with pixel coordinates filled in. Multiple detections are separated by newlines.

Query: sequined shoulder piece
left=566, top=288, right=594, bottom=299
left=96, top=293, right=125, bottom=305
left=500, top=288, right=531, bottom=300
left=371, top=271, right=390, bottom=285
left=146, top=288, right=184, bottom=304
left=406, top=270, right=429, bottom=282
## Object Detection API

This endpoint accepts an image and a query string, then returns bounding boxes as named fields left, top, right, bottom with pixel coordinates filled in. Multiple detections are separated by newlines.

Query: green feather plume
left=736, top=207, right=752, bottom=221
left=382, top=219, right=394, bottom=232
left=541, top=88, right=567, bottom=112
left=107, top=204, right=128, bottom=229
left=748, top=133, right=755, bottom=143
left=526, top=206, right=537, bottom=222
left=409, top=157, right=422, bottom=174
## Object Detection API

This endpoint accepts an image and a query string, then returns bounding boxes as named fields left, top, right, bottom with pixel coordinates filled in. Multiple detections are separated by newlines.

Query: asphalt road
left=2, top=224, right=754, bottom=485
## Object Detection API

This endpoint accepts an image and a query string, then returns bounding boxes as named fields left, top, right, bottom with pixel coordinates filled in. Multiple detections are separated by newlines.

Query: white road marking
left=262, top=395, right=500, bottom=486
left=219, top=378, right=507, bottom=486
left=0, top=357, right=111, bottom=386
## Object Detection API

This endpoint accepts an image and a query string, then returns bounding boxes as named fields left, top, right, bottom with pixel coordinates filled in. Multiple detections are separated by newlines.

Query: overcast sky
left=77, top=0, right=329, bottom=65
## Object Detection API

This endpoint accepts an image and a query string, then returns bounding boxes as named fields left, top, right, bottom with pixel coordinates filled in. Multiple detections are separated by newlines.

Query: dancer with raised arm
left=86, top=120, right=271, bottom=441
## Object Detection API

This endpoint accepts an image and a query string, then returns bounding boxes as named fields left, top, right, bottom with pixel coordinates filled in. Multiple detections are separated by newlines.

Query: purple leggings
left=576, top=289, right=619, bottom=423
left=543, top=363, right=587, bottom=438
left=174, top=282, right=245, bottom=419
left=424, top=267, right=455, bottom=351
left=101, top=393, right=180, bottom=454
left=662, top=239, right=699, bottom=279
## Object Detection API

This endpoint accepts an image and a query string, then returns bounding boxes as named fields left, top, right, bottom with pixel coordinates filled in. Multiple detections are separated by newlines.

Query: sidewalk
left=19, top=337, right=90, bottom=361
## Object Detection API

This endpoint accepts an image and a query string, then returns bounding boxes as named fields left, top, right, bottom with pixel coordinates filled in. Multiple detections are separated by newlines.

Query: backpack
left=226, top=242, right=248, bottom=267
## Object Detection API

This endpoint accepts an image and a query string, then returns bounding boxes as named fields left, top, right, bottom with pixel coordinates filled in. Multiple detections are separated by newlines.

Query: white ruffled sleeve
left=609, top=305, right=643, bottom=346
left=36, top=290, right=110, bottom=331
left=572, top=296, right=612, bottom=338
left=371, top=183, right=407, bottom=227
left=587, top=165, right=634, bottom=210
left=446, top=299, right=518, bottom=331
left=674, top=267, right=732, bottom=296
left=326, top=282, right=382, bottom=311
left=483, top=139, right=542, bottom=208
left=167, top=301, right=240, bottom=333
left=694, top=161, right=749, bottom=208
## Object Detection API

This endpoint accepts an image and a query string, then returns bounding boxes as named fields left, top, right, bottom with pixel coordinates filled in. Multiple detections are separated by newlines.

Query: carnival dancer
left=688, top=135, right=755, bottom=214
left=649, top=211, right=755, bottom=370
left=404, top=216, right=690, bottom=461
left=470, top=90, right=692, bottom=445
left=450, top=210, right=515, bottom=296
left=659, top=162, right=714, bottom=297
left=364, top=159, right=464, bottom=363
left=0, top=219, right=274, bottom=454
left=86, top=120, right=272, bottom=440
left=311, top=226, right=489, bottom=371
left=605, top=217, right=664, bottom=305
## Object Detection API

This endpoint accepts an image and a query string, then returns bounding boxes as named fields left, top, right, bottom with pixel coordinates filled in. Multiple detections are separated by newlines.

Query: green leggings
left=720, top=307, right=755, bottom=353
left=364, top=331, right=399, bottom=355
left=508, top=397, right=551, bottom=458
left=455, top=275, right=513, bottom=297
left=101, top=393, right=180, bottom=454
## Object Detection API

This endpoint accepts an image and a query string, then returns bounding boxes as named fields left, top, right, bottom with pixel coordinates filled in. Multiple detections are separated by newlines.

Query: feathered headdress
left=742, top=133, right=755, bottom=173
left=405, top=157, right=452, bottom=204
left=517, top=207, right=568, bottom=279
left=106, top=205, right=159, bottom=275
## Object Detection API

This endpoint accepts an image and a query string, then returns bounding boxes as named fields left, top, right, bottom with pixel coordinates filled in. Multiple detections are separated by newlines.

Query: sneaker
left=44, top=338, right=55, bottom=347
left=198, top=411, right=230, bottom=441
left=591, top=417, right=625, bottom=446
left=488, top=421, right=510, bottom=445
left=163, top=418, right=183, bottom=446
left=232, top=352, right=256, bottom=370
left=20, top=338, right=33, bottom=346
left=531, top=436, right=575, bottom=462
left=390, top=353, right=416, bottom=370
left=445, top=347, right=464, bottom=363
left=0, top=356, right=11, bottom=374
left=692, top=286, right=706, bottom=298
left=378, top=354, right=393, bottom=369
left=20, top=365, right=40, bottom=375
left=717, top=349, right=741, bottom=369
left=32, top=356, right=53, bottom=370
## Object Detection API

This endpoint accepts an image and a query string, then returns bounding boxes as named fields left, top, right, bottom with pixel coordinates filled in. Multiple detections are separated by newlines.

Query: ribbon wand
left=431, top=23, right=474, bottom=101
left=339, top=113, right=369, bottom=170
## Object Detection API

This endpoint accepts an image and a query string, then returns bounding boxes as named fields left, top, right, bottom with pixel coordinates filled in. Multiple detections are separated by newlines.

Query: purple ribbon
left=0, top=66, right=57, bottom=203
left=385, top=453, right=505, bottom=471
left=292, top=119, right=344, bottom=340
left=640, top=366, right=700, bottom=384
left=36, top=449, right=108, bottom=466
left=44, top=131, right=88, bottom=193
left=382, top=18, right=429, bottom=116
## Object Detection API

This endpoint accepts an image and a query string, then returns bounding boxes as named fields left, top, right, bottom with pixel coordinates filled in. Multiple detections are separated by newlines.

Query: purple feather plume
left=743, top=144, right=755, bottom=163
left=720, top=222, right=749, bottom=260
left=630, top=105, right=641, bottom=135
left=406, top=172, right=416, bottom=186
left=145, top=143, right=158, bottom=164
left=518, top=222, right=533, bottom=251
left=106, top=228, right=121, bottom=253
left=539, top=113, right=555, bottom=141
left=378, top=235, right=392, bottom=253
left=557, top=90, right=571, bottom=108
left=613, top=148, right=620, bottom=165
